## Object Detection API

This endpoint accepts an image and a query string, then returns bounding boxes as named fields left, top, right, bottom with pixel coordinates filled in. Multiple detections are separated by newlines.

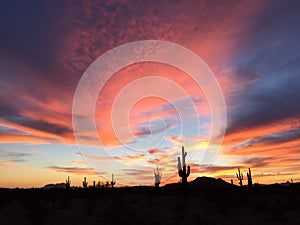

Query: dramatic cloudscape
left=1, top=0, right=300, bottom=187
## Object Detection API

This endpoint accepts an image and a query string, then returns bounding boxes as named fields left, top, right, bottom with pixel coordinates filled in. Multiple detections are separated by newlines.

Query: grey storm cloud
left=234, top=129, right=300, bottom=149
left=2, top=113, right=72, bottom=137
left=226, top=1, right=300, bottom=134
left=241, top=157, right=274, bottom=168
left=0, top=96, right=72, bottom=137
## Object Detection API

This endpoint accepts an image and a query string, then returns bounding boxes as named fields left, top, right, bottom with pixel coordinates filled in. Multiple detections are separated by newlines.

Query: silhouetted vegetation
left=247, top=168, right=253, bottom=189
left=66, top=176, right=71, bottom=190
left=111, top=174, right=116, bottom=188
left=178, top=146, right=190, bottom=200
left=236, top=167, right=243, bottom=186
left=1, top=148, right=300, bottom=225
left=154, top=165, right=162, bottom=188
left=1, top=183, right=300, bottom=225
left=82, top=177, right=88, bottom=188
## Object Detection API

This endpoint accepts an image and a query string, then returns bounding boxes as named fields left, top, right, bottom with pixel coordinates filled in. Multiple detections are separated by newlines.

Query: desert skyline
left=1, top=0, right=300, bottom=188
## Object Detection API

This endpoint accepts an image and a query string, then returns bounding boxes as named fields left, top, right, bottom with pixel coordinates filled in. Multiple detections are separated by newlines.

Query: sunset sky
left=1, top=0, right=300, bottom=188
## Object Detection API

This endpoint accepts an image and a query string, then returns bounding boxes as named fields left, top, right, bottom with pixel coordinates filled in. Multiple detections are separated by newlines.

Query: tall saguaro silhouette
left=66, top=176, right=71, bottom=190
left=82, top=177, right=88, bottom=188
left=247, top=168, right=253, bottom=188
left=154, top=165, right=162, bottom=188
left=178, top=146, right=190, bottom=199
left=111, top=174, right=116, bottom=188
left=236, top=168, right=243, bottom=186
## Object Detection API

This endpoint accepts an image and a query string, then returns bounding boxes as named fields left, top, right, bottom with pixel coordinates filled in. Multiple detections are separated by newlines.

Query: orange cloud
left=69, top=159, right=88, bottom=165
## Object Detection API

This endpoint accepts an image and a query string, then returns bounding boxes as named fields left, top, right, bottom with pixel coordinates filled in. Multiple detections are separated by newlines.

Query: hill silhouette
left=189, top=176, right=233, bottom=188
left=164, top=176, right=232, bottom=189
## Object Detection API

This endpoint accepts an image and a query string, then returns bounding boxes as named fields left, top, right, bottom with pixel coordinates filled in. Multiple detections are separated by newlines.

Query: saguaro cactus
left=247, top=168, right=253, bottom=188
left=178, top=146, right=190, bottom=199
left=66, top=176, right=71, bottom=189
left=154, top=165, right=162, bottom=188
left=96, top=181, right=101, bottom=189
left=236, top=168, right=243, bottom=186
left=111, top=174, right=116, bottom=188
left=83, top=177, right=88, bottom=188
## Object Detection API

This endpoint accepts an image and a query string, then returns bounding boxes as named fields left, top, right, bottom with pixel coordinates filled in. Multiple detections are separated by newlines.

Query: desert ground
left=1, top=178, right=300, bottom=225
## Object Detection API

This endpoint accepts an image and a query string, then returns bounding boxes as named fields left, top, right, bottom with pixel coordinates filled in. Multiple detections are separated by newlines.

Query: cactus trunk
left=66, top=176, right=71, bottom=190
left=154, top=165, right=162, bottom=188
left=111, top=174, right=116, bottom=188
left=178, top=146, right=190, bottom=200
left=236, top=168, right=243, bottom=186
left=83, top=177, right=88, bottom=188
left=247, top=168, right=253, bottom=188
